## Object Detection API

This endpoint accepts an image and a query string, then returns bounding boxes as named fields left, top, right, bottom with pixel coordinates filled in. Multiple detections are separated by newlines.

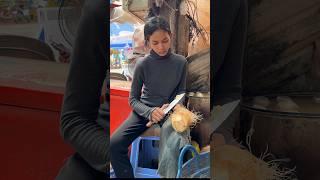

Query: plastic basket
left=176, top=145, right=210, bottom=178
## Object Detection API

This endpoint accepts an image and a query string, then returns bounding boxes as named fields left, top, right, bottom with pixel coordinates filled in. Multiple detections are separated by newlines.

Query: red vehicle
left=110, top=81, right=131, bottom=135
left=0, top=56, right=73, bottom=180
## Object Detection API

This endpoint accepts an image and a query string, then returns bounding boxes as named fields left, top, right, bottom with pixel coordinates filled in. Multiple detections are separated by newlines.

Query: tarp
left=110, top=22, right=134, bottom=50
left=110, top=42, right=132, bottom=50
left=110, top=22, right=134, bottom=36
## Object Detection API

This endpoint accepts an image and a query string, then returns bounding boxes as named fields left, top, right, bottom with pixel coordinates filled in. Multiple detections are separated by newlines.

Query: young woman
left=110, top=16, right=187, bottom=178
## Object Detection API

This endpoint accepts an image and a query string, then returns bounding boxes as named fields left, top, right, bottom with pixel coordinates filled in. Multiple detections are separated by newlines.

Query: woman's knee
left=110, top=135, right=127, bottom=155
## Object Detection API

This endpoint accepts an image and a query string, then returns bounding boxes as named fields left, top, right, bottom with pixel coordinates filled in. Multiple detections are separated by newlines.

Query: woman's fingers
left=154, top=108, right=164, bottom=118
left=156, top=108, right=165, bottom=116
left=161, top=103, right=169, bottom=110
left=151, top=104, right=171, bottom=125
left=151, top=107, right=166, bottom=122
left=151, top=108, right=161, bottom=122
left=152, top=115, right=161, bottom=122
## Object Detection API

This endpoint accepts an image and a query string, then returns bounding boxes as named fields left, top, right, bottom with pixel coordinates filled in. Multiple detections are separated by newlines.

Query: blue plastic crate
left=109, top=169, right=115, bottom=178
left=130, top=136, right=160, bottom=178
left=110, top=136, right=160, bottom=178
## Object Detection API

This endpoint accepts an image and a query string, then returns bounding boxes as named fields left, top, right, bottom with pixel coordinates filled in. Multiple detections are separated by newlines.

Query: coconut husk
left=170, top=105, right=202, bottom=133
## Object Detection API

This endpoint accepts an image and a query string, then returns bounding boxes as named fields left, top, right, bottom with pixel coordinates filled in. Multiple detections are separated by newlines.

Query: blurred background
left=0, top=1, right=82, bottom=179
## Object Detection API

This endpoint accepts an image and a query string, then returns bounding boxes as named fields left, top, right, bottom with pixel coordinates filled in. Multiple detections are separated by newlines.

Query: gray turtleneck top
left=129, top=49, right=187, bottom=119
left=60, top=0, right=108, bottom=173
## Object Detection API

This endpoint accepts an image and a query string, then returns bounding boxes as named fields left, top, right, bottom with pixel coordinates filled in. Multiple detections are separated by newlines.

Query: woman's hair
left=144, top=16, right=171, bottom=45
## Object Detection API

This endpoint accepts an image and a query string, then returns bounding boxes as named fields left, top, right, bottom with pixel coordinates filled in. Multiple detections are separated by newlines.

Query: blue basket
left=176, top=145, right=210, bottom=178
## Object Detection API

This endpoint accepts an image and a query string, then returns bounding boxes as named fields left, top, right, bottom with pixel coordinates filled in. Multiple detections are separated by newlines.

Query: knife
left=212, top=100, right=240, bottom=132
left=163, top=93, right=186, bottom=114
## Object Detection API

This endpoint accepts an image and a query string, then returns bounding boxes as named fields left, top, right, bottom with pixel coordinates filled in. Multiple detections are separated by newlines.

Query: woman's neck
left=150, top=49, right=172, bottom=60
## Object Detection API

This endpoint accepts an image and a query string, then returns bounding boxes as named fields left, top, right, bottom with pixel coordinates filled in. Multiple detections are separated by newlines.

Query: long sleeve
left=129, top=60, right=154, bottom=119
left=60, top=0, right=108, bottom=173
left=176, top=61, right=187, bottom=93
left=176, top=61, right=187, bottom=103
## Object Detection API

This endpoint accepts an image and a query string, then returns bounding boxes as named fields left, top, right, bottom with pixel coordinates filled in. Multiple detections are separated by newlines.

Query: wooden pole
left=153, top=0, right=189, bottom=56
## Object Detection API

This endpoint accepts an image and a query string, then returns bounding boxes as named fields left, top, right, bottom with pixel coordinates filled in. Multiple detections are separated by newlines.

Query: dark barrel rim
left=241, top=91, right=320, bottom=118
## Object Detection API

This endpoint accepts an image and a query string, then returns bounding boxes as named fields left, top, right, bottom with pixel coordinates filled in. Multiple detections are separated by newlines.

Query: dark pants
left=110, top=111, right=149, bottom=178
left=55, top=153, right=106, bottom=180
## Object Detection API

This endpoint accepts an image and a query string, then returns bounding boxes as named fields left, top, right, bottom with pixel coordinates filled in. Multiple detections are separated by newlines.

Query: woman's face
left=148, top=29, right=171, bottom=56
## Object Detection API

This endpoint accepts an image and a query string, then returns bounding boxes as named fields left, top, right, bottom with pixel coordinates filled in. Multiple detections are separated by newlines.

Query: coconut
left=170, top=105, right=202, bottom=133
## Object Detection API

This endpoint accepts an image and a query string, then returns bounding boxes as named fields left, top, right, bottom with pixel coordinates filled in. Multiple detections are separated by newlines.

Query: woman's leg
left=110, top=111, right=149, bottom=178
left=56, top=153, right=105, bottom=180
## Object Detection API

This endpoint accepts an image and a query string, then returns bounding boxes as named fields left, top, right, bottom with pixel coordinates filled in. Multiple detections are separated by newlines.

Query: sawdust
left=213, top=145, right=277, bottom=180
left=212, top=140, right=296, bottom=179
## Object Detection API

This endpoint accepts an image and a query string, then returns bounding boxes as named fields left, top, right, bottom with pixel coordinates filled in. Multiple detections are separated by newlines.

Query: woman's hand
left=146, top=104, right=169, bottom=127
